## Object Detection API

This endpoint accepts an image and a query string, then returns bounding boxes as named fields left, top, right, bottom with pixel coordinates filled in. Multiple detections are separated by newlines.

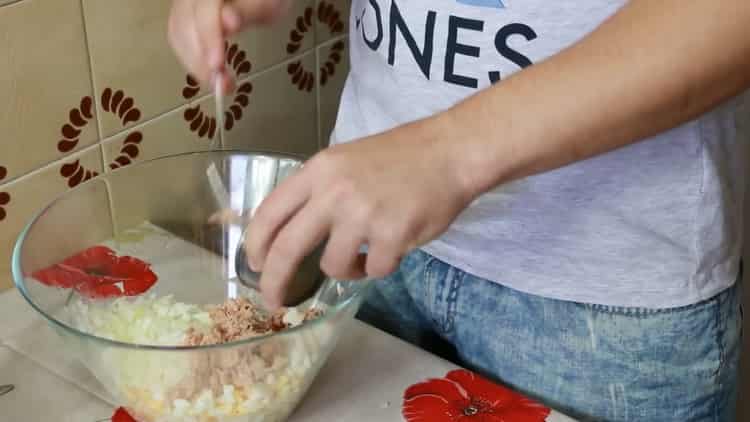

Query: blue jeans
left=357, top=250, right=742, bottom=422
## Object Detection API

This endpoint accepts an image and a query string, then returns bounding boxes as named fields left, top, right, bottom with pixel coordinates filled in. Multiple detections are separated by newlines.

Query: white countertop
left=0, top=223, right=576, bottom=421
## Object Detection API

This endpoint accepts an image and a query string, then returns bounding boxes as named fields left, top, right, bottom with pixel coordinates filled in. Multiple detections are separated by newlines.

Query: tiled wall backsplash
left=0, top=0, right=351, bottom=290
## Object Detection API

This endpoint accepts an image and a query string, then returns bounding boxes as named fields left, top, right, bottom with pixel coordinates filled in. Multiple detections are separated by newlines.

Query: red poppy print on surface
left=403, top=369, right=551, bottom=422
left=112, top=407, right=138, bottom=422
left=32, top=246, right=157, bottom=299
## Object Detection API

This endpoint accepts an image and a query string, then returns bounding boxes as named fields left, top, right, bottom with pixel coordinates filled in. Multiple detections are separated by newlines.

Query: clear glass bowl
left=12, top=151, right=367, bottom=422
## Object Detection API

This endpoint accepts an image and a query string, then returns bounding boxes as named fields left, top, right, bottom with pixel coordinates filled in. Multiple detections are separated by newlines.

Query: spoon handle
left=213, top=75, right=224, bottom=150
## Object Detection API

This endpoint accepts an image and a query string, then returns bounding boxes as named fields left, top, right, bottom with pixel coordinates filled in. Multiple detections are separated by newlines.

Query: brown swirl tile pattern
left=287, top=2, right=346, bottom=91
left=317, top=1, right=345, bottom=36
left=108, top=131, right=144, bottom=170
left=0, top=166, right=8, bottom=222
left=287, top=60, right=315, bottom=92
left=286, top=7, right=315, bottom=92
left=60, top=159, right=99, bottom=188
left=58, top=96, right=95, bottom=153
left=100, top=88, right=145, bottom=172
left=182, top=42, right=253, bottom=135
left=59, top=89, right=145, bottom=187
left=287, top=6, right=314, bottom=54
left=58, top=95, right=100, bottom=188
left=101, top=88, right=142, bottom=126
left=320, top=40, right=345, bottom=86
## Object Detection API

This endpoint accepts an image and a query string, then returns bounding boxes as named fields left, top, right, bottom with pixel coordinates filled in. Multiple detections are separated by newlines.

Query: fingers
left=258, top=199, right=332, bottom=309
left=194, top=0, right=225, bottom=72
left=364, top=240, right=403, bottom=279
left=245, top=169, right=312, bottom=271
left=320, top=225, right=367, bottom=280
left=169, top=0, right=292, bottom=90
left=168, top=0, right=225, bottom=85
left=221, top=5, right=243, bottom=35
left=225, top=0, right=292, bottom=27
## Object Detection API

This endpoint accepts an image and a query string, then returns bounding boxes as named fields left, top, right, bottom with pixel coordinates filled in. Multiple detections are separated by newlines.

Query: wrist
left=416, top=110, right=493, bottom=204
left=424, top=107, right=510, bottom=202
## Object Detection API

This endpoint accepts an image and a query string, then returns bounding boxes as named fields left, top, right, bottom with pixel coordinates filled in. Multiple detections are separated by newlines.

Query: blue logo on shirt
left=456, top=0, right=505, bottom=8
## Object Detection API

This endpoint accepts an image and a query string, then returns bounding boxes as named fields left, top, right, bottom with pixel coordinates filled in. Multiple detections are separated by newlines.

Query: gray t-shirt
left=331, top=0, right=747, bottom=308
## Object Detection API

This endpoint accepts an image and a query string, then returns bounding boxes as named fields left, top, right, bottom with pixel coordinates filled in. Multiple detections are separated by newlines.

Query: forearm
left=431, top=0, right=750, bottom=197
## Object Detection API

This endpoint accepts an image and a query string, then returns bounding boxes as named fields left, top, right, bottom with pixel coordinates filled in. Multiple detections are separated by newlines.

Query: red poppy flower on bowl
left=111, top=407, right=138, bottom=422
left=403, top=369, right=551, bottom=422
left=32, top=246, right=158, bottom=299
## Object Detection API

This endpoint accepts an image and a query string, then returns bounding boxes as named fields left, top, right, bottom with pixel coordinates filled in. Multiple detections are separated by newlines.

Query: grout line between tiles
left=318, top=33, right=349, bottom=49
left=0, top=0, right=26, bottom=9
left=78, top=0, right=121, bottom=241
left=77, top=0, right=105, bottom=167
left=315, top=43, right=323, bottom=151
left=0, top=147, right=87, bottom=187
left=0, top=143, right=102, bottom=196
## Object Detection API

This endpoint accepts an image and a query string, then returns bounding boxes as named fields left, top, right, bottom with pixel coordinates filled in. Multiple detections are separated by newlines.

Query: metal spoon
left=205, top=146, right=328, bottom=307
left=209, top=73, right=329, bottom=307
left=213, top=75, right=224, bottom=149
left=234, top=229, right=327, bottom=307
left=0, top=384, right=14, bottom=397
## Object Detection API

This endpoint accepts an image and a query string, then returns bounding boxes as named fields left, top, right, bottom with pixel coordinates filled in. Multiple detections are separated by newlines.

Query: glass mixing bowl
left=12, top=151, right=367, bottom=422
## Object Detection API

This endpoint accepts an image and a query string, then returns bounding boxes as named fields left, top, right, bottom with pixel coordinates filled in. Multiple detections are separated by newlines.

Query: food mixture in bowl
left=67, top=293, right=332, bottom=422
left=22, top=222, right=353, bottom=422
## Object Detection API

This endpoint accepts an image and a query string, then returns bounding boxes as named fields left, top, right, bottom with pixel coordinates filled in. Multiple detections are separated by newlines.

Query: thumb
left=222, top=0, right=291, bottom=34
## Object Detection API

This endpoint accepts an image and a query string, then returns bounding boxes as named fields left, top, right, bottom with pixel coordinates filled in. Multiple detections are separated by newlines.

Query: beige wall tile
left=101, top=97, right=220, bottom=232
left=315, top=0, right=350, bottom=44
left=104, top=151, right=223, bottom=242
left=0, top=0, right=96, bottom=181
left=101, top=96, right=218, bottom=172
left=0, top=145, right=105, bottom=291
left=224, top=53, right=318, bottom=157
left=82, top=0, right=324, bottom=141
left=82, top=0, right=187, bottom=138
left=317, top=36, right=349, bottom=148
left=231, top=0, right=316, bottom=76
